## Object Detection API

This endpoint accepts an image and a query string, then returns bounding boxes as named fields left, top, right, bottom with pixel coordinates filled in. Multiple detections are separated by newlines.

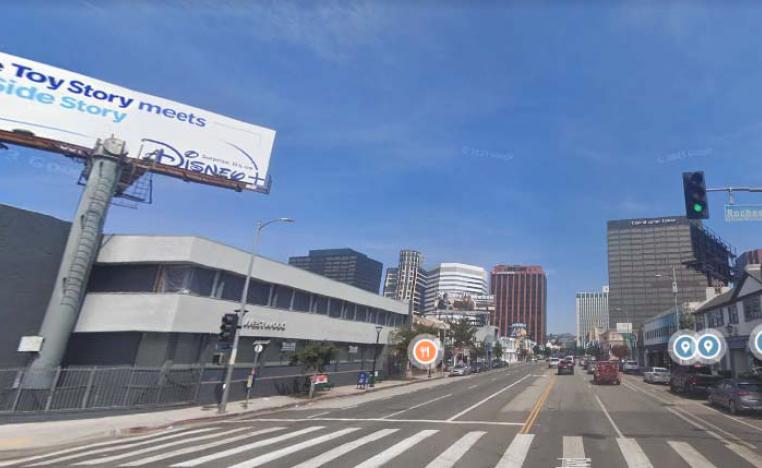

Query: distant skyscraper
left=423, top=263, right=487, bottom=313
left=576, top=286, right=609, bottom=346
left=735, top=249, right=762, bottom=280
left=491, top=265, right=547, bottom=344
left=288, top=248, right=383, bottom=293
left=607, top=216, right=733, bottom=332
left=382, top=267, right=398, bottom=298
left=394, top=250, right=426, bottom=313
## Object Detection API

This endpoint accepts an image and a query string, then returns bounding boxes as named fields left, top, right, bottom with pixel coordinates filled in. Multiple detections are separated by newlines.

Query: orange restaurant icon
left=407, top=334, right=443, bottom=369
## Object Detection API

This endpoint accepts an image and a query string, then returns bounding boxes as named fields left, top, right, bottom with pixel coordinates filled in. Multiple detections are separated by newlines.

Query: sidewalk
left=0, top=372, right=448, bottom=454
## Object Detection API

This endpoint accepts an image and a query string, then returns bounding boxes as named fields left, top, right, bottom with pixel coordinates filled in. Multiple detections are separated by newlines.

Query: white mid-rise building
left=576, top=286, right=609, bottom=346
left=423, top=263, right=487, bottom=313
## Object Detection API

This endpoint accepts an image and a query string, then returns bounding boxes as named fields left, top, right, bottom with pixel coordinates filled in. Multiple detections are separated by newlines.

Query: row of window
left=88, top=264, right=407, bottom=327
left=695, top=297, right=762, bottom=329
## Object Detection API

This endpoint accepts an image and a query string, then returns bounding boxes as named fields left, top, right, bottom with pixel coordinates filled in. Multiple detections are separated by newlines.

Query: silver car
left=643, top=367, right=670, bottom=384
left=709, top=379, right=762, bottom=414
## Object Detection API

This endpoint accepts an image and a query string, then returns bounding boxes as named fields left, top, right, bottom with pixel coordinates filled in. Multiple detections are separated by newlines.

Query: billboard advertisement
left=0, top=51, right=275, bottom=191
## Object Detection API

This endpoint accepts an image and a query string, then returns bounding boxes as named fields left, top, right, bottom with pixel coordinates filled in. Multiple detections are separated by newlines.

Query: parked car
left=622, top=360, right=641, bottom=374
left=580, top=358, right=587, bottom=367
left=670, top=365, right=723, bottom=396
left=643, top=367, right=671, bottom=384
left=471, top=362, right=485, bottom=373
left=586, top=358, right=597, bottom=374
left=449, top=365, right=470, bottom=376
left=558, top=358, right=575, bottom=375
left=548, top=357, right=560, bottom=368
left=593, top=361, right=621, bottom=385
left=708, top=379, right=762, bottom=414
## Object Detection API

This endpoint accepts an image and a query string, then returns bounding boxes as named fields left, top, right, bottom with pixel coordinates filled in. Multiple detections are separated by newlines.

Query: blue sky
left=3, top=1, right=762, bottom=334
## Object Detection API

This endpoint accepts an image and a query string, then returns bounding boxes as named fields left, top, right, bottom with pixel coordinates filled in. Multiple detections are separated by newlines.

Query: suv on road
left=557, top=359, right=574, bottom=375
left=622, top=360, right=640, bottom=374
left=670, top=365, right=723, bottom=396
left=548, top=357, right=560, bottom=368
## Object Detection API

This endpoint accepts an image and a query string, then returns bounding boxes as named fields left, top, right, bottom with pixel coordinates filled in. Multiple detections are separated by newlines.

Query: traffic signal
left=219, top=313, right=239, bottom=342
left=682, top=171, right=709, bottom=219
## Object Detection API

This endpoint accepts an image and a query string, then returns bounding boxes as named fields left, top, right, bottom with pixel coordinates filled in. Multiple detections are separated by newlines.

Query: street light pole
left=218, top=217, right=294, bottom=414
left=370, top=325, right=383, bottom=387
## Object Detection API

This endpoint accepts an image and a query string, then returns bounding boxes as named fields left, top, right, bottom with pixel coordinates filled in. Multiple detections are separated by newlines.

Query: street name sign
left=724, top=204, right=762, bottom=222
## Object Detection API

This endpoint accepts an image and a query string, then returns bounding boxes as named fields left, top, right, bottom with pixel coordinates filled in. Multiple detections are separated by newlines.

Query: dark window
left=343, top=302, right=356, bottom=320
left=88, top=264, right=158, bottom=292
left=218, top=272, right=244, bottom=301
left=159, top=265, right=193, bottom=293
left=247, top=280, right=271, bottom=306
left=329, top=299, right=343, bottom=318
left=189, top=268, right=215, bottom=296
left=313, top=295, right=328, bottom=315
left=367, top=308, right=376, bottom=323
left=292, top=290, right=311, bottom=312
left=376, top=310, right=387, bottom=325
left=274, top=286, right=294, bottom=309
left=728, top=305, right=739, bottom=324
left=744, top=297, right=762, bottom=321
left=356, top=306, right=368, bottom=322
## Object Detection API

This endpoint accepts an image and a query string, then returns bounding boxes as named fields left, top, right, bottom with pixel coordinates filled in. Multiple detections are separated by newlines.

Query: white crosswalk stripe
left=170, top=426, right=321, bottom=467
left=495, top=433, right=534, bottom=468
left=25, top=427, right=219, bottom=466
left=291, top=429, right=399, bottom=468
left=668, top=441, right=716, bottom=468
left=425, top=431, right=486, bottom=468
left=616, top=438, right=653, bottom=468
left=354, top=429, right=439, bottom=468
left=560, top=436, right=587, bottom=467
left=227, top=427, right=361, bottom=468
left=0, top=427, right=188, bottom=467
left=725, top=443, right=762, bottom=468
left=74, top=427, right=249, bottom=465
left=119, top=427, right=285, bottom=467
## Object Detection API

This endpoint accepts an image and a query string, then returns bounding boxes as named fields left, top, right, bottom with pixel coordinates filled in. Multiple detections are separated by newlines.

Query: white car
left=622, top=360, right=640, bottom=374
left=643, top=367, right=670, bottom=384
left=548, top=357, right=560, bottom=368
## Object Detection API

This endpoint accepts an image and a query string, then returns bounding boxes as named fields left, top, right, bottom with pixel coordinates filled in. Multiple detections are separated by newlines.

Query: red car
left=593, top=361, right=621, bottom=385
left=558, top=358, right=575, bottom=375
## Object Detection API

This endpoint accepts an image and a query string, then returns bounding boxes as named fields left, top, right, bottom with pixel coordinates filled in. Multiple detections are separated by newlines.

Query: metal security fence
left=0, top=363, right=384, bottom=415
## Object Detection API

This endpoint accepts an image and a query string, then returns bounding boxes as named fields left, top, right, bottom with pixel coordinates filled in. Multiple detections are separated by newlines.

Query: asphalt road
left=5, top=361, right=762, bottom=467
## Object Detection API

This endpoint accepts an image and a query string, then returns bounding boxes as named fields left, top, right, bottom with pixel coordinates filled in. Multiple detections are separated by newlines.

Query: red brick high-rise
left=491, top=265, right=547, bottom=344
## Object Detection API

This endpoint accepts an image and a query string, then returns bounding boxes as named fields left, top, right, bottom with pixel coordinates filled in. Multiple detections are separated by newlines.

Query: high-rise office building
left=491, top=265, right=547, bottom=344
left=393, top=250, right=426, bottom=313
left=423, top=263, right=487, bottom=313
left=382, top=267, right=398, bottom=298
left=607, top=216, right=733, bottom=332
left=288, top=248, right=383, bottom=293
left=576, top=286, right=609, bottom=347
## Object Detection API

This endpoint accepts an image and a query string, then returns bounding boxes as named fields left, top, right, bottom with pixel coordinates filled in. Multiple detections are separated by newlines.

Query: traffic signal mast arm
left=707, top=187, right=762, bottom=205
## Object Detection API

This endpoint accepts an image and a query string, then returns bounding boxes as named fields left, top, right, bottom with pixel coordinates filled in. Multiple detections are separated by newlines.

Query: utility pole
left=26, top=137, right=126, bottom=387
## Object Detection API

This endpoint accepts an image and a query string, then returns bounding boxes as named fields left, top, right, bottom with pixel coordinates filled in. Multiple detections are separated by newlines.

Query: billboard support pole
left=25, top=137, right=125, bottom=387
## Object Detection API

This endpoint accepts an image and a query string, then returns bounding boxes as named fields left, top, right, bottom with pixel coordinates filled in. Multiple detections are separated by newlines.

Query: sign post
left=244, top=340, right=269, bottom=409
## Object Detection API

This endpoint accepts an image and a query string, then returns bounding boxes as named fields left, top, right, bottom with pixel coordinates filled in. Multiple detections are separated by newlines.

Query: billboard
left=0, top=51, right=275, bottom=191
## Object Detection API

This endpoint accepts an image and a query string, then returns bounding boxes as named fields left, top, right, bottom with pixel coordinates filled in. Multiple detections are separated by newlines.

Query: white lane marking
left=291, top=429, right=398, bottom=468
left=353, top=429, right=438, bottom=468
left=26, top=428, right=218, bottom=466
left=227, top=427, right=360, bottom=468
left=562, top=436, right=586, bottom=460
left=724, top=443, right=762, bottom=467
left=616, top=438, right=653, bottom=468
left=119, top=428, right=284, bottom=466
left=307, top=411, right=333, bottom=419
left=74, top=428, right=249, bottom=465
left=424, top=431, right=485, bottom=468
left=667, top=441, right=716, bottom=468
left=381, top=394, right=452, bottom=419
left=592, top=393, right=623, bottom=438
left=468, top=385, right=478, bottom=389
left=447, top=374, right=532, bottom=421
left=0, top=427, right=188, bottom=467
left=170, top=426, right=322, bottom=467
left=495, top=433, right=534, bottom=468
left=238, top=417, right=523, bottom=426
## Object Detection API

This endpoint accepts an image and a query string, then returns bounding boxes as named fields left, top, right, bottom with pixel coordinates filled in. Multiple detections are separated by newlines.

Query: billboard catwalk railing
left=0, top=361, right=394, bottom=415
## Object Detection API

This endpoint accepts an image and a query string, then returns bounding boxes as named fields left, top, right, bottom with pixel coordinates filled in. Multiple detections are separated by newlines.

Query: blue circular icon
left=695, top=329, right=726, bottom=364
left=674, top=335, right=696, bottom=360
left=748, top=324, right=762, bottom=361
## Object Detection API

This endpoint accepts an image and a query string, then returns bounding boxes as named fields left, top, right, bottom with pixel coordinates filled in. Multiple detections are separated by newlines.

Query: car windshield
left=4, top=3, right=762, bottom=468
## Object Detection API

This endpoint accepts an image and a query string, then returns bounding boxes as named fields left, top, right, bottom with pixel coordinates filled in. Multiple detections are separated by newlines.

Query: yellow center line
left=520, top=374, right=556, bottom=434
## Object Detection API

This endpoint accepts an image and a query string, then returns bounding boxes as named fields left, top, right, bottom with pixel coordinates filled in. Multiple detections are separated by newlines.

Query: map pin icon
left=681, top=341, right=691, bottom=353
left=703, top=339, right=713, bottom=353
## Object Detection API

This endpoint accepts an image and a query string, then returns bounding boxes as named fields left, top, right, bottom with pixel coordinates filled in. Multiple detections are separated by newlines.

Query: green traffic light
left=693, top=203, right=704, bottom=213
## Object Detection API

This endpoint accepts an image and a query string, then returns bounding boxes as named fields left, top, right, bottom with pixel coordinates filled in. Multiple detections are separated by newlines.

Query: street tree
left=493, top=342, right=504, bottom=362
left=290, top=341, right=338, bottom=374
left=610, top=344, right=630, bottom=360
left=449, top=318, right=477, bottom=349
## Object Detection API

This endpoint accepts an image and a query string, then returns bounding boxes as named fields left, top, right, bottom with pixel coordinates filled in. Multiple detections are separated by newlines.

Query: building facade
left=491, top=265, right=547, bottom=344
left=288, top=248, right=383, bottom=293
left=423, top=263, right=487, bottom=313
left=382, top=267, right=398, bottom=298
left=735, top=249, right=762, bottom=281
left=607, top=216, right=733, bottom=333
left=576, top=286, right=609, bottom=347
left=392, top=250, right=426, bottom=313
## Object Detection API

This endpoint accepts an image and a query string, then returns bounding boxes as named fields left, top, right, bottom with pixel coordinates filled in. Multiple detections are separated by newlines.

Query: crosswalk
left=0, top=423, right=760, bottom=467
